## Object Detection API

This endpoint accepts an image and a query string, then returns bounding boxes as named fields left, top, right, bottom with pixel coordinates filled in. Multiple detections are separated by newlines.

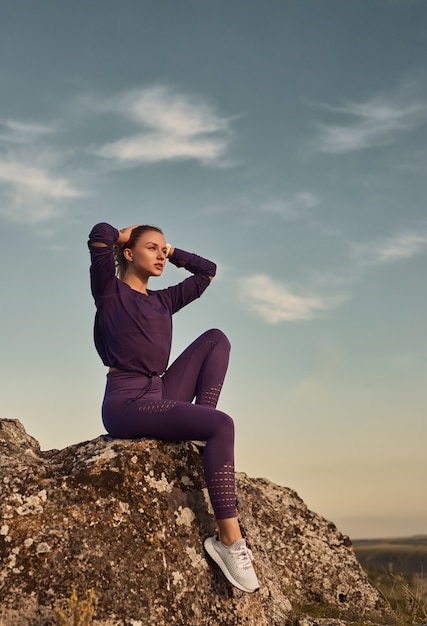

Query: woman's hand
left=117, top=225, right=140, bottom=246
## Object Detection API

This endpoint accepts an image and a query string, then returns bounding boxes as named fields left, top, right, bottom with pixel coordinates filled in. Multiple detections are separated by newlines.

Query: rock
left=0, top=418, right=389, bottom=626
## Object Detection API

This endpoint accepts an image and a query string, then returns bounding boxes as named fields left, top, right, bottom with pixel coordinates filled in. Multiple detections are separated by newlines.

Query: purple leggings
left=102, top=329, right=237, bottom=520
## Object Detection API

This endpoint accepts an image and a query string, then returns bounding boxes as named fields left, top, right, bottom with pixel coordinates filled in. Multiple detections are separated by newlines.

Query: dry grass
left=372, top=568, right=427, bottom=625
left=55, top=588, right=96, bottom=626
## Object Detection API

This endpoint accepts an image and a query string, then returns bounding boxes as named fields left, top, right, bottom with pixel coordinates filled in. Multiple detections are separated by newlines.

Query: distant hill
left=353, top=535, right=427, bottom=602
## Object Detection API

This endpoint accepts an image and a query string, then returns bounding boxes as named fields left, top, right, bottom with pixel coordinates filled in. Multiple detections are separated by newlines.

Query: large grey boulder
left=0, top=419, right=389, bottom=625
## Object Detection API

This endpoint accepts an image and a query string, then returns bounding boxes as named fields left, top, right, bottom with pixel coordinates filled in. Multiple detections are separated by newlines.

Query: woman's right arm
left=88, top=223, right=120, bottom=299
left=88, top=223, right=141, bottom=299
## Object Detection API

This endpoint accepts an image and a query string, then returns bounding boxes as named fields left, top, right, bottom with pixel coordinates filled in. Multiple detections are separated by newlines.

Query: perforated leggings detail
left=198, top=383, right=223, bottom=407
left=137, top=400, right=179, bottom=413
left=207, top=462, right=236, bottom=516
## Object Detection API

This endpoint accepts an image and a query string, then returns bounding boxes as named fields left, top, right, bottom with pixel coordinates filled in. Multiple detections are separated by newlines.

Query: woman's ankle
left=217, top=517, right=242, bottom=546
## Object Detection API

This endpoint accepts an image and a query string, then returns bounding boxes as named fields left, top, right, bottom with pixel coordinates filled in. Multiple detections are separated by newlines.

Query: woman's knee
left=204, top=328, right=231, bottom=352
left=214, top=410, right=235, bottom=438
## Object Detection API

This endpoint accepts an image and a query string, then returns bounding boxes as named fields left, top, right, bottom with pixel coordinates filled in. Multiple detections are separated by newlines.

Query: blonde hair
left=114, top=224, right=164, bottom=280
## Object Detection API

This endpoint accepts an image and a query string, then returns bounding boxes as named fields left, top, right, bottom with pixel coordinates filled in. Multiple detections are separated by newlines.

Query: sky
left=1, top=0, right=426, bottom=541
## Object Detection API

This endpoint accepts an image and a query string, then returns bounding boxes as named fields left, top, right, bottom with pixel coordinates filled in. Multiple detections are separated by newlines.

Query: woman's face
left=124, top=230, right=168, bottom=278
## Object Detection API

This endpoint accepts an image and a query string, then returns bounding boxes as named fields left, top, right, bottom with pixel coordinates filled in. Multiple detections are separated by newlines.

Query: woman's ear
left=123, top=248, right=133, bottom=262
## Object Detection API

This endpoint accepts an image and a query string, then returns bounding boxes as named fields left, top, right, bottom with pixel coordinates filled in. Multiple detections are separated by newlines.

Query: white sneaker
left=204, top=535, right=260, bottom=593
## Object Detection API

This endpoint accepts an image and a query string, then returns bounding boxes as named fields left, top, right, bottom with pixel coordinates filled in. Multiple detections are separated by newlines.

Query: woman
left=88, top=222, right=259, bottom=593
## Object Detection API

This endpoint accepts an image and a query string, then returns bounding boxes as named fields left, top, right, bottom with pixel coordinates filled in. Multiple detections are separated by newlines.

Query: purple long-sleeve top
left=88, top=222, right=216, bottom=375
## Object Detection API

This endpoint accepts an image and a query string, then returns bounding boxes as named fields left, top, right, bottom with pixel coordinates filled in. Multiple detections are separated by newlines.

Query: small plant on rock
left=55, top=588, right=96, bottom=626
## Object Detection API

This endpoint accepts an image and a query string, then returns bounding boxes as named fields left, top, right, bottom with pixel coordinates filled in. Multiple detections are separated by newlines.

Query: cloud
left=0, top=118, right=55, bottom=144
left=123, top=87, right=228, bottom=136
left=0, top=115, right=84, bottom=223
left=239, top=274, right=347, bottom=323
left=93, top=86, right=231, bottom=166
left=0, top=157, right=82, bottom=223
left=259, top=192, right=319, bottom=220
left=97, top=132, right=226, bottom=164
left=353, top=231, right=427, bottom=266
left=0, top=160, right=80, bottom=200
left=0, top=146, right=83, bottom=223
left=310, top=95, right=426, bottom=154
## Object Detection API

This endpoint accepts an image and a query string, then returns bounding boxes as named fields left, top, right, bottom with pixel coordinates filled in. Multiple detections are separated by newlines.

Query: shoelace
left=230, top=541, right=255, bottom=570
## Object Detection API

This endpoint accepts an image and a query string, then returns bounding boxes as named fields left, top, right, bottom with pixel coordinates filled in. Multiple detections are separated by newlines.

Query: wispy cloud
left=93, top=86, right=231, bottom=166
left=259, top=192, right=319, bottom=220
left=0, top=118, right=55, bottom=144
left=0, top=85, right=232, bottom=222
left=0, top=117, right=83, bottom=223
left=310, top=95, right=426, bottom=154
left=0, top=158, right=82, bottom=223
left=0, top=160, right=80, bottom=200
left=353, top=231, right=427, bottom=266
left=239, top=274, right=347, bottom=323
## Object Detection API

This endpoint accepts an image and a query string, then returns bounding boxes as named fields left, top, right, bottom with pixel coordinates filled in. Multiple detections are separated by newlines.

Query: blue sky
left=1, top=0, right=426, bottom=540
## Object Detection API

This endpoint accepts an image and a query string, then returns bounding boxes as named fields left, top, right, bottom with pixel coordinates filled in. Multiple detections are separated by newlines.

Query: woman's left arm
left=168, top=247, right=216, bottom=278
left=166, top=247, right=217, bottom=312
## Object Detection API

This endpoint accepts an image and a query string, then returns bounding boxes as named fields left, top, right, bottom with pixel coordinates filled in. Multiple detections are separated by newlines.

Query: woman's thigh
left=104, top=392, right=233, bottom=442
left=161, top=329, right=230, bottom=403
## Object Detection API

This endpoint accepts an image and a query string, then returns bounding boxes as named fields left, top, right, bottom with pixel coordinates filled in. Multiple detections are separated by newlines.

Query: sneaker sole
left=204, top=538, right=259, bottom=593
